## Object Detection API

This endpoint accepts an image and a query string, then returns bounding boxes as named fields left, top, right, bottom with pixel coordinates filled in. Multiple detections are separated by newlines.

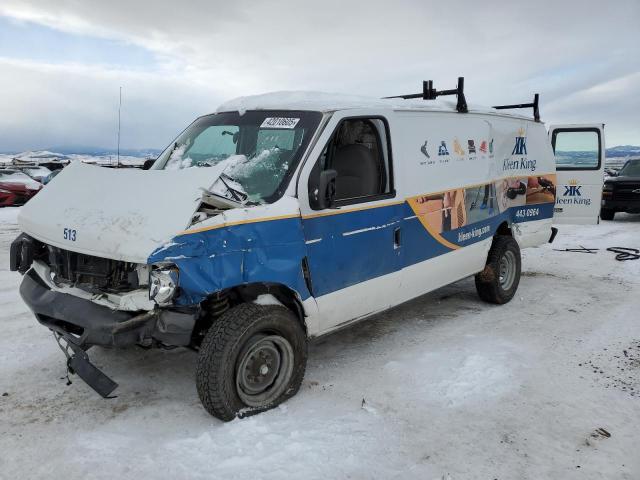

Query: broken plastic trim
left=200, top=189, right=245, bottom=210
left=54, top=332, right=118, bottom=398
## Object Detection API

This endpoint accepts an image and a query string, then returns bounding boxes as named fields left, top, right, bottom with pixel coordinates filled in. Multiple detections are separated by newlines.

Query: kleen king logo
left=502, top=128, right=536, bottom=172
left=564, top=179, right=582, bottom=197
left=512, top=128, right=527, bottom=155
left=557, top=179, right=591, bottom=206
left=503, top=158, right=537, bottom=172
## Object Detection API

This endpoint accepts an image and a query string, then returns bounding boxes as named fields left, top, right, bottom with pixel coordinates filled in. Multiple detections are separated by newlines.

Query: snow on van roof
left=216, top=90, right=533, bottom=119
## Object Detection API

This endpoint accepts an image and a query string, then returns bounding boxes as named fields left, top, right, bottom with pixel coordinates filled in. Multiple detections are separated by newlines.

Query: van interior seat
left=333, top=144, right=381, bottom=199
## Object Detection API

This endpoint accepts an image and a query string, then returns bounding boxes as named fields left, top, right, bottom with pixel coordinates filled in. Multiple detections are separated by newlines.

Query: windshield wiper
left=218, top=173, right=249, bottom=203
left=199, top=189, right=244, bottom=210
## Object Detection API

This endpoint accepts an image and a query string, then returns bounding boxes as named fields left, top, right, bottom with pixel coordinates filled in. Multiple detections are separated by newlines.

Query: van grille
left=45, top=245, right=139, bottom=292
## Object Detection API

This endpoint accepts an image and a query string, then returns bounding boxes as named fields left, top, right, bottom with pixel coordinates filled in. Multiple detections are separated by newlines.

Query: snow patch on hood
left=18, top=161, right=228, bottom=263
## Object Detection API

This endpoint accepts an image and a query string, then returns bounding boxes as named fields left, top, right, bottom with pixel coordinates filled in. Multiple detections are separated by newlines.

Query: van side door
left=298, top=111, right=403, bottom=333
left=549, top=124, right=605, bottom=224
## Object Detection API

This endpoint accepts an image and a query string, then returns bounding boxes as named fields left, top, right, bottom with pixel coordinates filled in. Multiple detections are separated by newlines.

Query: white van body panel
left=297, top=107, right=557, bottom=336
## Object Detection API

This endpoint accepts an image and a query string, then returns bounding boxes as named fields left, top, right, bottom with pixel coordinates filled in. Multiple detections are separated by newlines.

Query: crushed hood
left=19, top=161, right=227, bottom=263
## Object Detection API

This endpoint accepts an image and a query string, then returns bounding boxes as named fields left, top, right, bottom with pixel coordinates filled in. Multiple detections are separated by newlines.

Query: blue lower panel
left=301, top=204, right=402, bottom=297
left=401, top=203, right=451, bottom=268
left=148, top=201, right=554, bottom=307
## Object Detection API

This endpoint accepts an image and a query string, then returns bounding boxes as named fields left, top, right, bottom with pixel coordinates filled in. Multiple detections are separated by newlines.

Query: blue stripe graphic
left=148, top=201, right=554, bottom=306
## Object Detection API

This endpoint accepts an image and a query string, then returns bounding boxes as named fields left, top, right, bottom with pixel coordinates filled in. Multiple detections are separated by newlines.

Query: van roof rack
left=384, top=76, right=468, bottom=113
left=385, top=76, right=541, bottom=121
left=492, top=93, right=540, bottom=122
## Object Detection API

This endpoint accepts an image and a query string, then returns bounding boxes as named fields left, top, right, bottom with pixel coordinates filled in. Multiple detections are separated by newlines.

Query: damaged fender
left=148, top=211, right=311, bottom=307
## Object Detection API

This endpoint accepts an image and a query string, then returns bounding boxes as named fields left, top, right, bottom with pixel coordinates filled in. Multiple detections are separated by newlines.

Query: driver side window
left=309, top=117, right=393, bottom=208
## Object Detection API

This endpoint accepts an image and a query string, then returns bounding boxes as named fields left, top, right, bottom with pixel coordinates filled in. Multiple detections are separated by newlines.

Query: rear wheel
left=475, top=235, right=521, bottom=304
left=600, top=208, right=615, bottom=221
left=196, top=303, right=307, bottom=421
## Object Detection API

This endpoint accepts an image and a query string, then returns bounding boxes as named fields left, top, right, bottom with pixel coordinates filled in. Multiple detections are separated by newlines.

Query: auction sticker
left=260, top=117, right=300, bottom=129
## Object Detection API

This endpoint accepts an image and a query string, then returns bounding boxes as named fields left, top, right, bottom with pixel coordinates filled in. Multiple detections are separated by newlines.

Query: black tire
left=196, top=303, right=307, bottom=421
left=475, top=235, right=521, bottom=304
left=600, top=208, right=615, bottom=221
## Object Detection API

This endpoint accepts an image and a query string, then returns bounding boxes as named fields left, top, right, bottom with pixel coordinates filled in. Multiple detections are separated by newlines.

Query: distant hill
left=47, top=146, right=162, bottom=158
left=605, top=145, right=640, bottom=158
left=0, top=146, right=160, bottom=158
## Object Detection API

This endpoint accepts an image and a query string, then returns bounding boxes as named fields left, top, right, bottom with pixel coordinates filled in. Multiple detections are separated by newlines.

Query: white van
left=10, top=79, right=605, bottom=420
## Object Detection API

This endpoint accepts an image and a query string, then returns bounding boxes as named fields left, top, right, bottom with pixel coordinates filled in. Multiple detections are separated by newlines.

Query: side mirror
left=142, top=159, right=155, bottom=170
left=311, top=169, right=337, bottom=210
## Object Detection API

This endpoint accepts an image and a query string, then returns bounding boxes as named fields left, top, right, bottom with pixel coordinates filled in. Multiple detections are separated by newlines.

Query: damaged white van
left=10, top=78, right=604, bottom=420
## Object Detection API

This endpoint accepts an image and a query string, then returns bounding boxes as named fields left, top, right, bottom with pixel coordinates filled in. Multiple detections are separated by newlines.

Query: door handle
left=393, top=227, right=401, bottom=249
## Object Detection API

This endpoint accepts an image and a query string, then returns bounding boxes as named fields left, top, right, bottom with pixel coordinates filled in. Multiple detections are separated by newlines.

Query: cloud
left=545, top=72, right=640, bottom=146
left=0, top=58, right=222, bottom=150
left=0, top=0, right=639, bottom=149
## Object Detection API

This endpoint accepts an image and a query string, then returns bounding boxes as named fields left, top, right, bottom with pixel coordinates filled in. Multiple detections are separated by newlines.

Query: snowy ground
left=1, top=207, right=639, bottom=480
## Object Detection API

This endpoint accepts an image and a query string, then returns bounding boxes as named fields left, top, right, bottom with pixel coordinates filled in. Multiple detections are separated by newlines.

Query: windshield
left=156, top=110, right=322, bottom=203
left=619, top=160, right=640, bottom=177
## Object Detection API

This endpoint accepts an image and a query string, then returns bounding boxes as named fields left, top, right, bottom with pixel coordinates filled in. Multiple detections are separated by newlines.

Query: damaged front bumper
left=20, top=269, right=198, bottom=349
left=19, top=269, right=200, bottom=397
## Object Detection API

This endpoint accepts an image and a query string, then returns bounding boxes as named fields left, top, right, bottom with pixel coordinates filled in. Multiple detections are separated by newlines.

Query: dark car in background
left=0, top=169, right=43, bottom=206
left=601, top=159, right=640, bottom=220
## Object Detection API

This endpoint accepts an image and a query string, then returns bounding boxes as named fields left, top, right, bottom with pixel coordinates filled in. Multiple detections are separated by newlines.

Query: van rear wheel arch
left=496, top=221, right=512, bottom=237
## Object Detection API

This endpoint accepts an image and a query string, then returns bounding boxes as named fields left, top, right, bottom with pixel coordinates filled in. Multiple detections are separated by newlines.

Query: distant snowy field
left=0, top=150, right=146, bottom=167
left=0, top=208, right=638, bottom=480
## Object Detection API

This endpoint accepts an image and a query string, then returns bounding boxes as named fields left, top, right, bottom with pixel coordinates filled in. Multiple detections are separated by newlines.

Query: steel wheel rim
left=499, top=250, right=517, bottom=291
left=236, top=334, right=294, bottom=407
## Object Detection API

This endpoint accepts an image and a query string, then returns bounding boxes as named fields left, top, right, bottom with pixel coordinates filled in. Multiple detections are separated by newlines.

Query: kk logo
left=420, top=141, right=430, bottom=158
left=453, top=138, right=465, bottom=156
left=564, top=185, right=582, bottom=196
left=512, top=128, right=527, bottom=155
left=468, top=140, right=476, bottom=154
left=438, top=141, right=449, bottom=156
left=564, top=180, right=582, bottom=196
left=479, top=140, right=488, bottom=154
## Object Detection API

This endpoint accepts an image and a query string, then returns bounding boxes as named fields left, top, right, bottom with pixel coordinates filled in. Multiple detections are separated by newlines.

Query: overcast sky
left=0, top=0, right=638, bottom=152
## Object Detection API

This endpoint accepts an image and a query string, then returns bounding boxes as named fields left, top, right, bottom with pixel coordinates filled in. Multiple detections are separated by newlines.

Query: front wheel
left=475, top=235, right=521, bottom=304
left=600, top=208, right=615, bottom=221
left=196, top=303, right=307, bottom=421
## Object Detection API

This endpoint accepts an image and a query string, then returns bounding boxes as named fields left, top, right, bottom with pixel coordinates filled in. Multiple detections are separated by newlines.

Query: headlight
left=602, top=182, right=613, bottom=191
left=149, top=266, right=179, bottom=306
